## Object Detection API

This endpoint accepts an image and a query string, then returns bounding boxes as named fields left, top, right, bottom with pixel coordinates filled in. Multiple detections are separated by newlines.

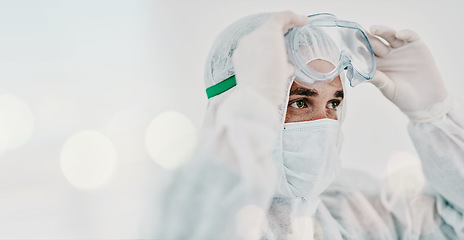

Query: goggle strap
left=206, top=75, right=237, bottom=99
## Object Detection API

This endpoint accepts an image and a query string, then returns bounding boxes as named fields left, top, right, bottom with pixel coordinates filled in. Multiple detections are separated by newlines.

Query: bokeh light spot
left=106, top=109, right=148, bottom=164
left=0, top=120, right=10, bottom=156
left=385, top=151, right=425, bottom=198
left=235, top=204, right=268, bottom=240
left=61, top=131, right=117, bottom=189
left=289, top=216, right=316, bottom=238
left=145, top=111, right=196, bottom=170
left=0, top=94, right=34, bottom=153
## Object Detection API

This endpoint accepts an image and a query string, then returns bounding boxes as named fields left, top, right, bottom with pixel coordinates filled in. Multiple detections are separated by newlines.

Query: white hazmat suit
left=156, top=12, right=464, bottom=239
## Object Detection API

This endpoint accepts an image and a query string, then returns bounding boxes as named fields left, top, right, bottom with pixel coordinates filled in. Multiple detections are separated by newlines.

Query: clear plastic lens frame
left=285, top=13, right=376, bottom=87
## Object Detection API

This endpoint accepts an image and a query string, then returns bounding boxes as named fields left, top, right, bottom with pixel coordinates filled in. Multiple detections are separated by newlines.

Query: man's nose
left=310, top=107, right=328, bottom=121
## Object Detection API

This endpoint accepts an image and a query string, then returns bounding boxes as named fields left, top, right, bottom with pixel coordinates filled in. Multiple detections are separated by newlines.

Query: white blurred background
left=0, top=0, right=463, bottom=238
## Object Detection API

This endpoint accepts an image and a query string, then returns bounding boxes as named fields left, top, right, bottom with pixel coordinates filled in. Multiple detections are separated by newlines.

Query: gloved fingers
left=267, top=11, right=308, bottom=33
left=370, top=25, right=405, bottom=48
left=395, top=29, right=420, bottom=43
left=366, top=31, right=390, bottom=57
left=369, top=70, right=395, bottom=99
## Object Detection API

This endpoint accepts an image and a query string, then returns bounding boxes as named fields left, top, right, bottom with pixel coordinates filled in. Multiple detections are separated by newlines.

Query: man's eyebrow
left=289, top=87, right=318, bottom=97
left=335, top=90, right=344, bottom=99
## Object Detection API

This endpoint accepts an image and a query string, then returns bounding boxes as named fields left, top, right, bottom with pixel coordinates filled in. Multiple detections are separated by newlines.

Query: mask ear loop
left=335, top=72, right=347, bottom=150
left=280, top=75, right=296, bottom=128
left=272, top=75, right=297, bottom=196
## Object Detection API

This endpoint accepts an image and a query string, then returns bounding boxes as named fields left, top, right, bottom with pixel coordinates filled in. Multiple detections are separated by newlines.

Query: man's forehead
left=307, top=59, right=337, bottom=74
left=290, top=79, right=343, bottom=90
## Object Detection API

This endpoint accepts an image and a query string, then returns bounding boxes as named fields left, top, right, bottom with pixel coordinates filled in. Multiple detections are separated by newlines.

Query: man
left=158, top=11, right=464, bottom=239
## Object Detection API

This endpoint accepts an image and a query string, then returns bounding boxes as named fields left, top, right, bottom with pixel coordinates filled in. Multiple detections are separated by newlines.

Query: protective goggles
left=285, top=13, right=376, bottom=87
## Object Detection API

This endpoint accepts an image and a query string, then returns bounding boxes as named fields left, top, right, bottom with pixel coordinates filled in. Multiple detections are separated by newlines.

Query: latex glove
left=368, top=25, right=452, bottom=122
left=232, top=11, right=308, bottom=107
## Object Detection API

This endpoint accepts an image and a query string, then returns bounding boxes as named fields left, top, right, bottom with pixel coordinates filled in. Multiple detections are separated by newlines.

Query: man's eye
left=328, top=100, right=341, bottom=110
left=290, top=100, right=306, bottom=109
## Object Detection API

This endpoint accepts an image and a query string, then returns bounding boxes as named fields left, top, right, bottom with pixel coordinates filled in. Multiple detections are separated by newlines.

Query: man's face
left=285, top=60, right=344, bottom=123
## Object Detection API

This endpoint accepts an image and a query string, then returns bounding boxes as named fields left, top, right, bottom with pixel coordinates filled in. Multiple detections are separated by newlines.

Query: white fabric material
left=156, top=87, right=281, bottom=240
left=202, top=13, right=272, bottom=127
left=157, top=97, right=464, bottom=240
left=314, top=106, right=464, bottom=239
left=156, top=13, right=464, bottom=240
left=204, top=13, right=271, bottom=89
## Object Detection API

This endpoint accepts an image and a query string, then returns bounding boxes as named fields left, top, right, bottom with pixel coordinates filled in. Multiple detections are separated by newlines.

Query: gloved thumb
left=366, top=31, right=390, bottom=57
left=369, top=70, right=395, bottom=100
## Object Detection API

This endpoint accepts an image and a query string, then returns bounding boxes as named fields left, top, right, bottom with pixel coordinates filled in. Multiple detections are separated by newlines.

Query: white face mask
left=272, top=118, right=342, bottom=199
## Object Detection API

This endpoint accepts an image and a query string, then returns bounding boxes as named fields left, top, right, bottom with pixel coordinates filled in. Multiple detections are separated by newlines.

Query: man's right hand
left=233, top=11, right=308, bottom=106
